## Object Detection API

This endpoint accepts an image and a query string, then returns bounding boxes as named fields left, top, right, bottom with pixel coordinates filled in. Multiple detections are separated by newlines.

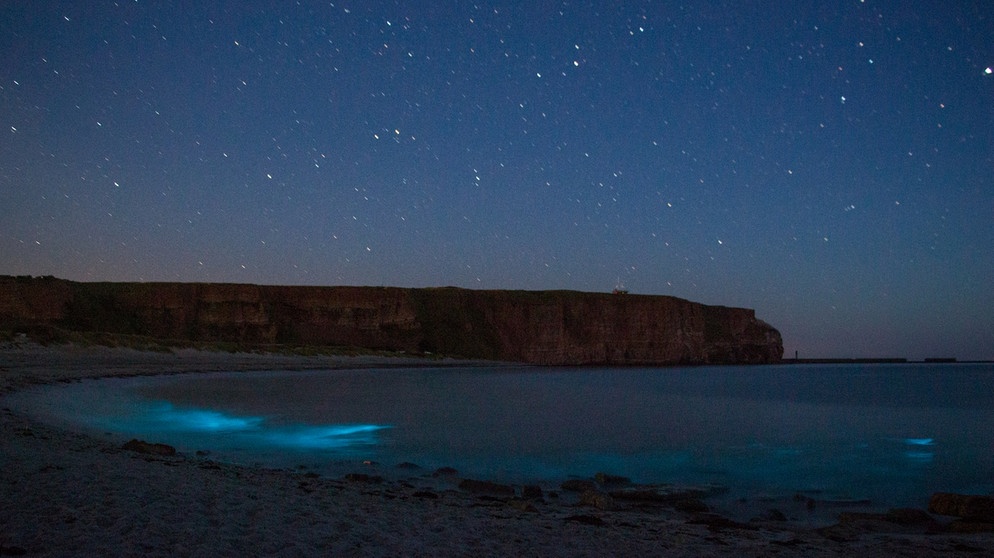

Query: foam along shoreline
left=2, top=342, right=994, bottom=556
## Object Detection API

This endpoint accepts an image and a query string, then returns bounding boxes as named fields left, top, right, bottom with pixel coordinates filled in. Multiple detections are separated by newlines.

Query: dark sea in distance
left=7, top=363, right=994, bottom=518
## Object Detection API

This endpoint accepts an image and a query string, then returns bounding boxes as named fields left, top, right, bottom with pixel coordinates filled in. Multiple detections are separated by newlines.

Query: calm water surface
left=8, top=363, right=994, bottom=512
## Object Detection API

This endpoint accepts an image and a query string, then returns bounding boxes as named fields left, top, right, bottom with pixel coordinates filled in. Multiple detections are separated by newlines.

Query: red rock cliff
left=0, top=276, right=782, bottom=365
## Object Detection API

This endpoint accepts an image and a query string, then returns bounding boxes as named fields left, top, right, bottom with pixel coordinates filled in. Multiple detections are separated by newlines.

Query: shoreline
left=3, top=342, right=993, bottom=556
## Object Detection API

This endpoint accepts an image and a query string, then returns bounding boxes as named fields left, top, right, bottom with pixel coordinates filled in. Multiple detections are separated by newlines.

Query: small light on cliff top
left=986, top=67, right=993, bottom=75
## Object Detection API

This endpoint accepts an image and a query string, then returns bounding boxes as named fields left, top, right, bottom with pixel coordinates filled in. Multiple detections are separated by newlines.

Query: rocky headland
left=0, top=275, right=782, bottom=365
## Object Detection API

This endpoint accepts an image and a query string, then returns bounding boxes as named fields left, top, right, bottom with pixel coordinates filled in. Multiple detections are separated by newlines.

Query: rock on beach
left=929, top=493, right=994, bottom=522
left=121, top=439, right=177, bottom=456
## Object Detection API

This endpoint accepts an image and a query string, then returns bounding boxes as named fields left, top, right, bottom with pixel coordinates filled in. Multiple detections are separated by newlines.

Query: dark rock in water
left=884, top=507, right=935, bottom=526
left=457, top=479, right=516, bottom=497
left=822, top=498, right=872, bottom=507
left=565, top=514, right=606, bottom=526
left=343, top=473, right=384, bottom=484
left=929, top=493, right=994, bottom=522
left=121, top=439, right=176, bottom=456
left=522, top=485, right=544, bottom=500
left=610, top=488, right=669, bottom=503
left=560, top=479, right=597, bottom=493
left=594, top=472, right=631, bottom=487
left=395, top=461, right=422, bottom=470
left=432, top=466, right=458, bottom=477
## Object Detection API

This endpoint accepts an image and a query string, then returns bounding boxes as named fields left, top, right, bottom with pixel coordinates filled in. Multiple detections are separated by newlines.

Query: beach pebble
left=343, top=473, right=384, bottom=484
left=673, top=498, right=709, bottom=513
left=121, top=439, right=176, bottom=456
left=579, top=490, right=615, bottom=511
left=508, top=499, right=539, bottom=513
left=412, top=490, right=439, bottom=500
left=565, top=514, right=606, bottom=526
left=432, top=466, right=458, bottom=477
left=457, top=479, right=516, bottom=497
left=948, top=521, right=994, bottom=534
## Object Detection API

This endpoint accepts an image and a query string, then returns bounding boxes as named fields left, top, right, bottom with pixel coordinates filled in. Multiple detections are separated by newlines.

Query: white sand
left=2, top=342, right=992, bottom=556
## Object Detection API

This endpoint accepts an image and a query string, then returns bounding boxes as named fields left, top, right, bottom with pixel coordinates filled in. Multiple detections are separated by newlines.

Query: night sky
left=2, top=2, right=992, bottom=360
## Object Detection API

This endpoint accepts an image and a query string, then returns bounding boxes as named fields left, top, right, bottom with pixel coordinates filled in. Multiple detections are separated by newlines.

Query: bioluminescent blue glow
left=903, top=437, right=936, bottom=463
left=128, top=402, right=265, bottom=432
left=5, top=363, right=994, bottom=517
left=262, top=424, right=391, bottom=450
left=87, top=400, right=392, bottom=455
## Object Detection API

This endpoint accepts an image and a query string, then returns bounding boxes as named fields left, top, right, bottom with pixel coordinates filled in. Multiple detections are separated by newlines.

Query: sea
left=6, top=363, right=994, bottom=520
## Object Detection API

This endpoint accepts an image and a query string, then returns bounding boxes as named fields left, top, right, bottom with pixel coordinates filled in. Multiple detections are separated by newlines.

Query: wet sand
left=2, top=342, right=992, bottom=556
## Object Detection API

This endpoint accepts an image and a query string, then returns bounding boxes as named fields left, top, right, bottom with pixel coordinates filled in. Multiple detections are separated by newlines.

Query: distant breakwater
left=0, top=276, right=783, bottom=365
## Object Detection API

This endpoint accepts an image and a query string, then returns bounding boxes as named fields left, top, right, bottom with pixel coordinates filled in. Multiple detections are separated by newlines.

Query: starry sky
left=2, top=1, right=992, bottom=360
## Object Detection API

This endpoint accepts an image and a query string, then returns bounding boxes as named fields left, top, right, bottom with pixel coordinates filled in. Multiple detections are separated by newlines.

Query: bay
left=7, top=363, right=994, bottom=515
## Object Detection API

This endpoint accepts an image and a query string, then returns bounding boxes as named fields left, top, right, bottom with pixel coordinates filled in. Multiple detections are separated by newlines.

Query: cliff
left=0, top=276, right=782, bottom=365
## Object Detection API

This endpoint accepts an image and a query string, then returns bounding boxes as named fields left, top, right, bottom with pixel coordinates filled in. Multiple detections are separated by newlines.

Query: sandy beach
left=2, top=342, right=993, bottom=556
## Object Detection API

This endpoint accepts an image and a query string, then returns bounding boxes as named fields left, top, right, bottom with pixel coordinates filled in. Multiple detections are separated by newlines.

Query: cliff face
left=0, top=276, right=782, bottom=365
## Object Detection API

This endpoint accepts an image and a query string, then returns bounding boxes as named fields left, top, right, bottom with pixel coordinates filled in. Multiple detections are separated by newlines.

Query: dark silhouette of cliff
left=0, top=276, right=783, bottom=365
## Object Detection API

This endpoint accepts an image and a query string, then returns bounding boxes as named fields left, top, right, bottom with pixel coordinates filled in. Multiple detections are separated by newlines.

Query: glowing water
left=122, top=402, right=265, bottom=432
left=6, top=363, right=994, bottom=513
left=91, top=401, right=391, bottom=452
